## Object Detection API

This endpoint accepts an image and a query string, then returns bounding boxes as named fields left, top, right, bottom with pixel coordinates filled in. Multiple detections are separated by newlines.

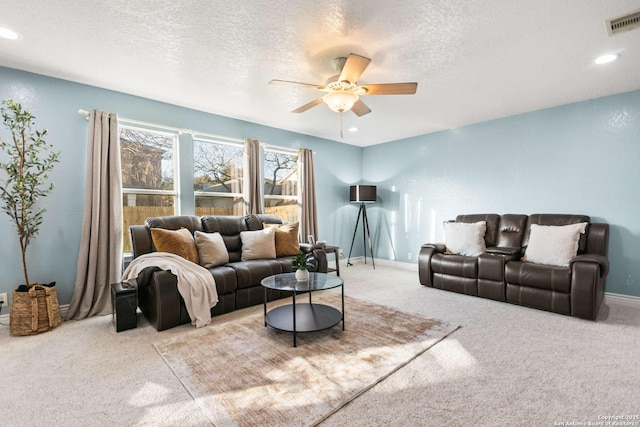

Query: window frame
left=192, top=136, right=245, bottom=216
left=263, top=146, right=299, bottom=223
left=119, top=124, right=180, bottom=255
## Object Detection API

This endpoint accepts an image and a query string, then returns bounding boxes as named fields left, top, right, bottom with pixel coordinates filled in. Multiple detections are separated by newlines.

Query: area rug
left=153, top=292, right=460, bottom=427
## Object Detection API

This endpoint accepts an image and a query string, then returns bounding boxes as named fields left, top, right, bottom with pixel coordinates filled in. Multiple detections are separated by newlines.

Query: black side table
left=323, top=245, right=341, bottom=276
left=111, top=282, right=137, bottom=332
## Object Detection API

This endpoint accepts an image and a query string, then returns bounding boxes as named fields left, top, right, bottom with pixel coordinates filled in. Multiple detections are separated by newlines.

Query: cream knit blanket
left=122, top=252, right=218, bottom=328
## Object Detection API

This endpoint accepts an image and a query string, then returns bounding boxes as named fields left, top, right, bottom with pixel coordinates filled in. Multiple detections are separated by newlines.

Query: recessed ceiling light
left=0, top=27, right=20, bottom=40
left=594, top=53, right=619, bottom=65
left=348, top=126, right=358, bottom=132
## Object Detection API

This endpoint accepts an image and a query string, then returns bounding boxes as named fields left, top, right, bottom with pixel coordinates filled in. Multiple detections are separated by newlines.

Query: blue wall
left=0, top=67, right=362, bottom=305
left=2, top=66, right=639, bottom=303
left=362, top=89, right=640, bottom=297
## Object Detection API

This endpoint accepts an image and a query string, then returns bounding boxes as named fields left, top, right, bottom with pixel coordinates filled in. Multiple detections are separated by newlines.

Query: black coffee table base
left=261, top=273, right=345, bottom=347
left=265, top=303, right=342, bottom=333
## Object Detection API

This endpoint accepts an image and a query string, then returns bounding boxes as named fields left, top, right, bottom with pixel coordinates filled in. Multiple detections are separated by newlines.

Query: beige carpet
left=3, top=263, right=639, bottom=426
left=153, top=292, right=459, bottom=427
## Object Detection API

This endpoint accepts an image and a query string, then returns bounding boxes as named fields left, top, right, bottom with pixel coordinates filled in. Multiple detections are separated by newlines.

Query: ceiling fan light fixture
left=272, top=53, right=416, bottom=117
left=323, top=91, right=359, bottom=113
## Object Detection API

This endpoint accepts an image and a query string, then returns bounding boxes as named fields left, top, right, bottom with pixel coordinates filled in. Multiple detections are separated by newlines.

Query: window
left=193, top=138, right=244, bottom=216
left=120, top=126, right=178, bottom=253
left=264, top=148, right=298, bottom=223
left=118, top=123, right=301, bottom=254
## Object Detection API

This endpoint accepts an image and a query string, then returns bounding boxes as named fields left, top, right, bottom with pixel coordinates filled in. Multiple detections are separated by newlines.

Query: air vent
left=607, top=10, right=640, bottom=35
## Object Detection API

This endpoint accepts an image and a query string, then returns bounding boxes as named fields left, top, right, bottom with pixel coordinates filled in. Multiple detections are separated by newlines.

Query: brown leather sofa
left=129, top=214, right=328, bottom=331
left=418, top=214, right=609, bottom=320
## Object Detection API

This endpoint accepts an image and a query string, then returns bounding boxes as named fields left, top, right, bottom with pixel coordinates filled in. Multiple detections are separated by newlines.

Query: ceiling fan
left=269, top=53, right=418, bottom=117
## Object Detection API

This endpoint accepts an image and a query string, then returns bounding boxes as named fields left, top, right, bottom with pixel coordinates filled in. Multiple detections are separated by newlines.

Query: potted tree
left=0, top=99, right=61, bottom=335
left=292, top=250, right=311, bottom=281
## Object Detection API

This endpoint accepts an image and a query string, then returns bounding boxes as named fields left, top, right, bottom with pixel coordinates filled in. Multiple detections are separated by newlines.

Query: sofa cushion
left=431, top=253, right=478, bottom=277
left=240, top=227, right=276, bottom=261
left=505, top=261, right=571, bottom=293
left=150, top=227, right=199, bottom=263
left=522, top=222, right=587, bottom=267
left=195, top=231, right=229, bottom=268
left=146, top=215, right=203, bottom=235
left=253, top=214, right=283, bottom=227
left=444, top=221, right=487, bottom=256
left=264, top=222, right=300, bottom=257
left=206, top=265, right=238, bottom=295
left=228, top=259, right=286, bottom=289
left=495, top=214, right=528, bottom=248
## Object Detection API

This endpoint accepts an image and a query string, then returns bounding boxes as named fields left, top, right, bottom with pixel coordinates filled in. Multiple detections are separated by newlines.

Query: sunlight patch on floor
left=128, top=381, right=172, bottom=407
left=431, top=338, right=478, bottom=376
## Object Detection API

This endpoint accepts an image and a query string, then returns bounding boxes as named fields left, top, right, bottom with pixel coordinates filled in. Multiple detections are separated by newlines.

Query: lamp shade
left=350, top=185, right=377, bottom=203
left=324, top=91, right=359, bottom=113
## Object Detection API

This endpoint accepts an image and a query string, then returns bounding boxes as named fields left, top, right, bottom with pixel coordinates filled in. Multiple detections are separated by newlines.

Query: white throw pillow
left=240, top=227, right=276, bottom=261
left=522, top=222, right=588, bottom=267
left=195, top=231, right=229, bottom=268
left=444, top=221, right=487, bottom=256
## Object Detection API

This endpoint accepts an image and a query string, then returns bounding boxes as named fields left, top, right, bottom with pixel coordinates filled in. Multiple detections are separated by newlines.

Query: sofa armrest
left=298, top=243, right=327, bottom=273
left=571, top=254, right=609, bottom=278
left=419, top=244, right=444, bottom=287
left=570, top=255, right=608, bottom=320
left=421, top=243, right=446, bottom=253
left=130, top=225, right=153, bottom=258
left=135, top=268, right=187, bottom=331
left=299, top=242, right=315, bottom=253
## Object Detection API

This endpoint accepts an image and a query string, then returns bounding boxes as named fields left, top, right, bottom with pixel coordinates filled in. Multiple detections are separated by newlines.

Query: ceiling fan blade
left=292, top=97, right=324, bottom=113
left=351, top=99, right=371, bottom=117
left=269, top=79, right=326, bottom=91
left=359, top=82, right=418, bottom=95
left=339, top=53, right=372, bottom=84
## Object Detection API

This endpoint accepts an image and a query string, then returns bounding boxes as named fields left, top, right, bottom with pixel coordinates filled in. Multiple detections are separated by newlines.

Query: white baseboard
left=343, top=256, right=418, bottom=271
left=604, top=292, right=640, bottom=308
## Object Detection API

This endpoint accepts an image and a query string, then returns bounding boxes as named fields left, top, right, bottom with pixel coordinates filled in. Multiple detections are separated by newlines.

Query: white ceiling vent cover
left=607, top=10, right=640, bottom=35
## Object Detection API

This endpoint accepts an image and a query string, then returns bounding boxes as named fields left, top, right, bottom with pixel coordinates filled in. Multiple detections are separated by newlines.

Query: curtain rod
left=77, top=109, right=307, bottom=153
left=78, top=109, right=244, bottom=143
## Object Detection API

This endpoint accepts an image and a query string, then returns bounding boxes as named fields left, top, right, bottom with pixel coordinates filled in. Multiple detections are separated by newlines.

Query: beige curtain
left=67, top=110, right=123, bottom=319
left=298, top=148, right=318, bottom=241
left=244, top=138, right=263, bottom=215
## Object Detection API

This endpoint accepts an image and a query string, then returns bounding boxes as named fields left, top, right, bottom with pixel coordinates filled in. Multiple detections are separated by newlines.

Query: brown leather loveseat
left=418, top=214, right=609, bottom=320
left=129, top=214, right=328, bottom=330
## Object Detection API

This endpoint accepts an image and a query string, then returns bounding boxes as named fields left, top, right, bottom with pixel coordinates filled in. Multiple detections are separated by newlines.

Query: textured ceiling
left=1, top=1, right=640, bottom=146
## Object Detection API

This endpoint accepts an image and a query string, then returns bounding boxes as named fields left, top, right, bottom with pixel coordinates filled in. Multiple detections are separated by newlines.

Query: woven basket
left=9, top=283, right=61, bottom=336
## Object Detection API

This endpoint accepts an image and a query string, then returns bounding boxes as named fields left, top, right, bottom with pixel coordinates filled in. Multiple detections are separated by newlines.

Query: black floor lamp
left=347, top=185, right=376, bottom=269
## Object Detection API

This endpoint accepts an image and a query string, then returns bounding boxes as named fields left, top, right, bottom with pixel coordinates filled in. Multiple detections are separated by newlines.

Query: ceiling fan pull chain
left=340, top=112, right=344, bottom=139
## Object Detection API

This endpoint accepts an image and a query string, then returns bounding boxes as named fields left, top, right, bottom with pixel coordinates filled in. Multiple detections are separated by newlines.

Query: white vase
left=295, top=269, right=309, bottom=281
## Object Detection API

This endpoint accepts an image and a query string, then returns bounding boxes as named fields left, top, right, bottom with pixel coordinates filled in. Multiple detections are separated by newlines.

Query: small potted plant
left=292, top=250, right=311, bottom=281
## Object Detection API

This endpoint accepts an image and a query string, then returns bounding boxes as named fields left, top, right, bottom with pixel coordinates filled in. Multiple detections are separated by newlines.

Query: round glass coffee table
left=261, top=272, right=344, bottom=347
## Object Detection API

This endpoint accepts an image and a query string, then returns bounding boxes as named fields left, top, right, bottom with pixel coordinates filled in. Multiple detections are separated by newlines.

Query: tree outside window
left=264, top=150, right=298, bottom=223
left=120, top=126, right=177, bottom=253
left=193, top=138, right=244, bottom=216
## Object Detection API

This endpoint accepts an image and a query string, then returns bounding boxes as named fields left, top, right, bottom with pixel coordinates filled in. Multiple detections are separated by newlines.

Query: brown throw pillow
left=150, top=227, right=199, bottom=264
left=264, top=222, right=300, bottom=257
